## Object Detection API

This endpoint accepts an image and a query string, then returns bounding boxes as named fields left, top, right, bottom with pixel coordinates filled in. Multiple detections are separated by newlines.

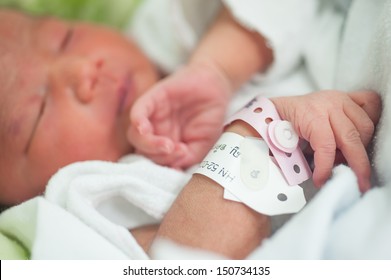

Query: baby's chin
left=0, top=185, right=43, bottom=206
left=117, top=120, right=135, bottom=158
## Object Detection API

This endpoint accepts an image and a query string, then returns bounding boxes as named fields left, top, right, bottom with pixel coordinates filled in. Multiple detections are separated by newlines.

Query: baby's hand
left=127, top=62, right=232, bottom=168
left=272, top=90, right=381, bottom=192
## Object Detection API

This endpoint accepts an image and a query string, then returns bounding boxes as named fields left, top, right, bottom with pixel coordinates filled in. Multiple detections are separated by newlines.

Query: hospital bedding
left=2, top=0, right=391, bottom=259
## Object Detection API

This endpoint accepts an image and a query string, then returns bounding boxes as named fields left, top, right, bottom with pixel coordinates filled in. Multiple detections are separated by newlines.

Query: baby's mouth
left=117, top=76, right=133, bottom=115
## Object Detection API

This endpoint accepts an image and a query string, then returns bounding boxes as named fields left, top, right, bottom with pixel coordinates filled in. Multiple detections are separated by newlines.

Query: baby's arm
left=128, top=6, right=273, bottom=168
left=130, top=224, right=159, bottom=253
left=188, top=6, right=273, bottom=90
left=127, top=123, right=267, bottom=259
left=147, top=91, right=380, bottom=259
left=150, top=120, right=271, bottom=259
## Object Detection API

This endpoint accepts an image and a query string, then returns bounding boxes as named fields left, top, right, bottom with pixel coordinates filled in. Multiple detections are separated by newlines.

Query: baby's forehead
left=0, top=12, right=37, bottom=93
left=0, top=41, right=20, bottom=98
left=0, top=9, right=32, bottom=23
left=0, top=11, right=46, bottom=120
left=0, top=40, right=27, bottom=158
left=0, top=9, right=34, bottom=43
left=0, top=44, right=16, bottom=103
left=0, top=65, right=15, bottom=159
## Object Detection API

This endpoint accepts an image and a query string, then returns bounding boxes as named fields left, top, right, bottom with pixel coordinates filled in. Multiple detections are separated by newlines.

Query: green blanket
left=0, top=232, right=28, bottom=259
left=0, top=0, right=141, bottom=29
left=0, top=202, right=31, bottom=260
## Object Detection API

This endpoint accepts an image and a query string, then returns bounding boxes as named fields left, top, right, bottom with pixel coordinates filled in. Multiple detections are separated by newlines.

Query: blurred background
left=0, top=0, right=142, bottom=29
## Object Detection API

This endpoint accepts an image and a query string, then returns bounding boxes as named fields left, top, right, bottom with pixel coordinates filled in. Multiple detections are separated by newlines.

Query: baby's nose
left=50, top=57, right=103, bottom=103
left=71, top=59, right=103, bottom=103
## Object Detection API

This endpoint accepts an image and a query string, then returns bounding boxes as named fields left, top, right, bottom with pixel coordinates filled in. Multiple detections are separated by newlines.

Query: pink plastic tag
left=225, top=96, right=312, bottom=185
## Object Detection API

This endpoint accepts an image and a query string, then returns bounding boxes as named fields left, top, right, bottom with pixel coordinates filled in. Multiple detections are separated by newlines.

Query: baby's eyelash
left=60, top=28, right=74, bottom=51
left=39, top=85, right=49, bottom=116
left=25, top=93, right=47, bottom=153
left=38, top=95, right=47, bottom=117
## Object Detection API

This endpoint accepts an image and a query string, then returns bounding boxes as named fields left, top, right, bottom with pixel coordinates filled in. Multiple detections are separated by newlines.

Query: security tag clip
left=225, top=96, right=312, bottom=186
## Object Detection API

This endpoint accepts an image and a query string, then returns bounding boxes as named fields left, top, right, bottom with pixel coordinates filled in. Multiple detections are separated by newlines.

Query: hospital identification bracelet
left=193, top=96, right=311, bottom=215
left=225, top=96, right=312, bottom=186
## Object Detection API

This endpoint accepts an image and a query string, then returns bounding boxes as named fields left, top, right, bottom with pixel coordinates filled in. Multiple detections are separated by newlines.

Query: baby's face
left=0, top=10, right=159, bottom=205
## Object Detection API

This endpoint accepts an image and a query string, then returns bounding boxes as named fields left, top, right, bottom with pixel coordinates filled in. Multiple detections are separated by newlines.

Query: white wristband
left=194, top=132, right=306, bottom=216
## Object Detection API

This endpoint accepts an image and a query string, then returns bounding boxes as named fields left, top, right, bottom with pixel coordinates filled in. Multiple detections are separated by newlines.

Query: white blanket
left=0, top=156, right=190, bottom=259
left=249, top=166, right=391, bottom=259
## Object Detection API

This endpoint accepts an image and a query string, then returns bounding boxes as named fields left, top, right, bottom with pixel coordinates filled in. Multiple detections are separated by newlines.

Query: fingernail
left=359, top=177, right=371, bottom=193
left=175, top=143, right=187, bottom=157
left=160, top=141, right=174, bottom=154
left=137, top=122, right=151, bottom=135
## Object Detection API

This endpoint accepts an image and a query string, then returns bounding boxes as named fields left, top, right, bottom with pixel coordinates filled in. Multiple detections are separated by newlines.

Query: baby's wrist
left=188, top=56, right=234, bottom=96
left=224, top=120, right=260, bottom=138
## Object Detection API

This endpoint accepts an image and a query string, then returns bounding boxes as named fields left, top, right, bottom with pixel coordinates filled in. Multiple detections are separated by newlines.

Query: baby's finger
left=170, top=144, right=195, bottom=169
left=309, top=121, right=336, bottom=188
left=136, top=144, right=187, bottom=167
left=343, top=99, right=376, bottom=147
left=171, top=141, right=211, bottom=169
left=130, top=84, right=173, bottom=129
left=330, top=112, right=371, bottom=192
left=130, top=117, right=153, bottom=136
left=130, top=95, right=158, bottom=128
left=348, top=91, right=381, bottom=124
left=127, top=126, right=175, bottom=155
left=129, top=97, right=159, bottom=141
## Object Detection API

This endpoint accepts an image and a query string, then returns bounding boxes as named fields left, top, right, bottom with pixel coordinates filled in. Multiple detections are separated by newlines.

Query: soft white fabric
left=222, top=0, right=319, bottom=82
left=129, top=0, right=221, bottom=73
left=360, top=0, right=391, bottom=185
left=0, top=198, right=129, bottom=259
left=33, top=156, right=189, bottom=259
left=248, top=166, right=391, bottom=259
left=129, top=0, right=350, bottom=87
left=335, top=0, right=383, bottom=90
